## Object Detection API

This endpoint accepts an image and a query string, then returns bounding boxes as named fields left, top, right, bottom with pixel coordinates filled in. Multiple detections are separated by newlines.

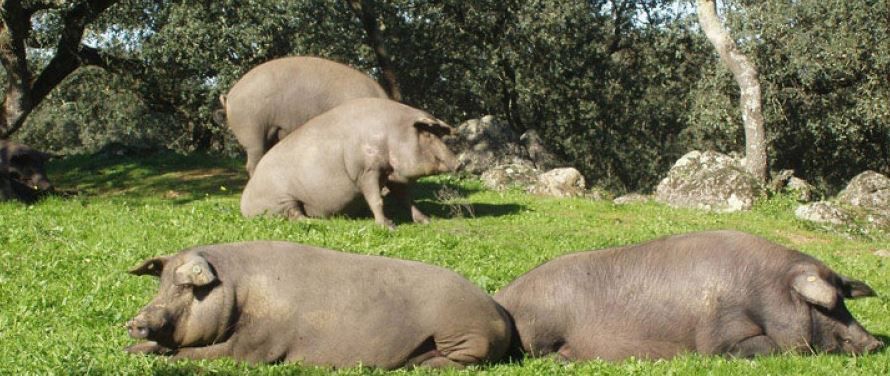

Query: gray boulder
left=795, top=202, right=853, bottom=225
left=770, top=169, right=817, bottom=202
left=529, top=167, right=587, bottom=198
left=447, top=115, right=563, bottom=174
left=837, top=171, right=890, bottom=209
left=655, top=150, right=765, bottom=212
left=614, top=193, right=650, bottom=205
left=481, top=164, right=540, bottom=191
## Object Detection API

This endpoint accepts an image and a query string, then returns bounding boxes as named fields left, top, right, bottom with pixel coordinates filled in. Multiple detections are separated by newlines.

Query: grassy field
left=1, top=152, right=888, bottom=375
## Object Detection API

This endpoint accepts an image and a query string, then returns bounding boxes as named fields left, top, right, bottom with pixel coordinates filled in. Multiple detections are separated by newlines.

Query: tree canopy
left=5, top=0, right=888, bottom=192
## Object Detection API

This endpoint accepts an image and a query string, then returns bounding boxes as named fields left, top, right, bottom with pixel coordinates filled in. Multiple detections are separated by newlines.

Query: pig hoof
left=125, top=341, right=170, bottom=355
left=412, top=214, right=430, bottom=224
left=379, top=219, right=396, bottom=230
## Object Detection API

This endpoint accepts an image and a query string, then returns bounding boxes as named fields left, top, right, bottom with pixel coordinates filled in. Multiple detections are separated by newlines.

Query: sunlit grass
left=1, top=152, right=887, bottom=375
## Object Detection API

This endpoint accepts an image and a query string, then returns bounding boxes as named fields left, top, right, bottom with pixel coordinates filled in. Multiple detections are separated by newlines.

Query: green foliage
left=685, top=0, right=890, bottom=191
left=12, top=0, right=890, bottom=193
left=2, top=153, right=889, bottom=374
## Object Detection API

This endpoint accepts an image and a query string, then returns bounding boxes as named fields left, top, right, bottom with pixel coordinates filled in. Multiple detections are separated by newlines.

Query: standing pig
left=125, top=241, right=511, bottom=369
left=495, top=230, right=883, bottom=361
left=240, top=97, right=459, bottom=229
left=0, top=140, right=54, bottom=201
left=217, top=56, right=389, bottom=176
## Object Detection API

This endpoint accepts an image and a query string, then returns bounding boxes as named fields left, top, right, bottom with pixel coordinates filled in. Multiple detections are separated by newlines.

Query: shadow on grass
left=385, top=179, right=525, bottom=223
left=47, top=151, right=246, bottom=204
left=42, top=151, right=524, bottom=218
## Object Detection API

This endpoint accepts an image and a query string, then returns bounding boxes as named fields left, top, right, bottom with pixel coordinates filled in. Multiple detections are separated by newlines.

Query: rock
left=614, top=193, right=650, bottom=205
left=529, top=168, right=587, bottom=198
left=769, top=169, right=795, bottom=192
left=794, top=202, right=852, bottom=225
left=481, top=164, right=540, bottom=191
left=655, top=150, right=765, bottom=212
left=447, top=115, right=564, bottom=174
left=837, top=171, right=890, bottom=209
left=874, top=250, right=890, bottom=258
left=447, top=116, right=525, bottom=175
left=770, top=169, right=817, bottom=202
left=519, top=130, right=562, bottom=171
left=785, top=177, right=817, bottom=202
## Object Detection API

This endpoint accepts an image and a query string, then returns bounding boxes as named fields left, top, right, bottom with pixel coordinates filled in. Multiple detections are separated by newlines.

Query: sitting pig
left=495, top=230, right=883, bottom=361
left=240, top=98, right=459, bottom=229
left=125, top=241, right=511, bottom=369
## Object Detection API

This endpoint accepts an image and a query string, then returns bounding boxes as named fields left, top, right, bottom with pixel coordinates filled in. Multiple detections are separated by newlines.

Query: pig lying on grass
left=495, top=230, right=883, bottom=361
left=240, top=98, right=459, bottom=229
left=126, top=241, right=511, bottom=369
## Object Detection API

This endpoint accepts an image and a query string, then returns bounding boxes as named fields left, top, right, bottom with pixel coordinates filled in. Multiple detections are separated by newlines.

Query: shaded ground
left=48, top=151, right=246, bottom=204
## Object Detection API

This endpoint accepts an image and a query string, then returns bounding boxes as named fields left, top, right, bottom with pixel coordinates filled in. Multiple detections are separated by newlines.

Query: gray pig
left=125, top=241, right=511, bottom=369
left=0, top=140, right=53, bottom=201
left=495, top=230, right=883, bottom=361
left=240, top=98, right=459, bottom=229
left=217, top=56, right=389, bottom=176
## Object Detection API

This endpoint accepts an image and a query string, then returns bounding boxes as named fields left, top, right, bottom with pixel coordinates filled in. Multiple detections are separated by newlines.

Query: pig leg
left=359, top=169, right=395, bottom=229
left=726, top=335, right=780, bottom=358
left=125, top=341, right=172, bottom=355
left=230, top=122, right=267, bottom=177
left=284, top=201, right=308, bottom=220
left=387, top=182, right=429, bottom=224
left=170, top=341, right=234, bottom=361
left=420, top=334, right=494, bottom=368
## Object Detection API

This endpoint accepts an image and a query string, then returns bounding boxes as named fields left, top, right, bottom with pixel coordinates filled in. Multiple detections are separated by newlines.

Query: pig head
left=126, top=252, right=234, bottom=351
left=788, top=266, right=883, bottom=354
left=1, top=141, right=54, bottom=202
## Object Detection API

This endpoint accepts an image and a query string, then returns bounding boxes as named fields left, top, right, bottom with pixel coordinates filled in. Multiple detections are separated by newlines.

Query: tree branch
left=345, top=0, right=402, bottom=101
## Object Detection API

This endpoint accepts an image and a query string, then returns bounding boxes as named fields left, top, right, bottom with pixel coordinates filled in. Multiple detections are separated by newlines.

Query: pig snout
left=126, top=309, right=168, bottom=340
left=864, top=339, right=884, bottom=353
left=33, top=176, right=53, bottom=191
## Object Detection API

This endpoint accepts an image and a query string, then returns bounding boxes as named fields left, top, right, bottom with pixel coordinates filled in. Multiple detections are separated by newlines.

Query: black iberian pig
left=0, top=140, right=53, bottom=202
left=240, top=97, right=459, bottom=229
left=216, top=56, right=389, bottom=176
left=495, top=230, right=883, bottom=361
left=125, top=241, right=511, bottom=368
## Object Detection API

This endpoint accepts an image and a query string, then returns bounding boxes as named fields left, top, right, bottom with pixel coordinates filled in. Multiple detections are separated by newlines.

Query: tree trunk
left=696, top=0, right=768, bottom=183
left=0, top=0, right=118, bottom=138
left=345, top=0, right=402, bottom=102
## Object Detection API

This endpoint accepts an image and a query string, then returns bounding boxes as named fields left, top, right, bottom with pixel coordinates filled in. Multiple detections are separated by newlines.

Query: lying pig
left=125, top=241, right=511, bottom=368
left=216, top=56, right=389, bottom=176
left=0, top=140, right=54, bottom=202
left=240, top=98, right=459, bottom=229
left=495, top=230, right=883, bottom=361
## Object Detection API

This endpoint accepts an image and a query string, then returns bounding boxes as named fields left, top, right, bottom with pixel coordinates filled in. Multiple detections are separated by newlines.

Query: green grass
left=1, top=152, right=888, bottom=375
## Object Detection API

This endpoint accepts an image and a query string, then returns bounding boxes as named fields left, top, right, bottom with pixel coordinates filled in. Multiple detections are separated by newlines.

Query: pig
left=125, top=241, right=511, bottom=369
left=217, top=56, right=389, bottom=176
left=240, top=97, right=459, bottom=229
left=0, top=140, right=53, bottom=202
left=494, top=230, right=883, bottom=361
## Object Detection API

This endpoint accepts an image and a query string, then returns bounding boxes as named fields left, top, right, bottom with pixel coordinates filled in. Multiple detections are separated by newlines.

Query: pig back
left=204, top=241, right=508, bottom=368
left=495, top=231, right=807, bottom=356
left=225, top=56, right=388, bottom=134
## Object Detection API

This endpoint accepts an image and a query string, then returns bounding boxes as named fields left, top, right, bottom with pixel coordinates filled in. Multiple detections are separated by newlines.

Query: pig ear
left=840, top=276, right=877, bottom=299
left=173, top=254, right=217, bottom=287
left=413, top=117, right=455, bottom=137
left=129, top=256, right=168, bottom=277
left=791, top=273, right=838, bottom=309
